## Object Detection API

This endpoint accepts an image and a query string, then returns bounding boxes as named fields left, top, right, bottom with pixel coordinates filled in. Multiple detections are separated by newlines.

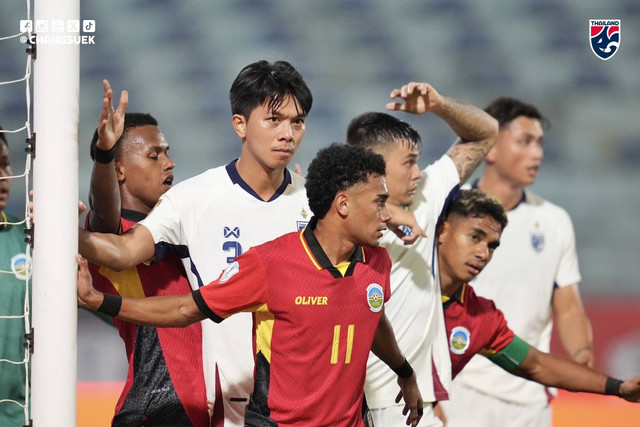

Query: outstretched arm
left=79, top=223, right=156, bottom=271
left=514, top=344, right=640, bottom=402
left=552, top=284, right=595, bottom=367
left=77, top=254, right=203, bottom=327
left=88, top=79, right=129, bottom=233
left=371, top=310, right=423, bottom=426
left=387, top=82, right=498, bottom=183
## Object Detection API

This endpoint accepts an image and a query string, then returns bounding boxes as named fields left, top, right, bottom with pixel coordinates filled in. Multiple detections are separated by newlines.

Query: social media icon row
left=20, top=20, right=95, bottom=33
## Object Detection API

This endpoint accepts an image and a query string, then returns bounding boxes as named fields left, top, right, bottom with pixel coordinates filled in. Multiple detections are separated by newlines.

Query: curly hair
left=89, top=112, right=159, bottom=161
left=346, top=112, right=421, bottom=152
left=229, top=60, right=313, bottom=120
left=446, top=189, right=508, bottom=230
left=484, top=97, right=550, bottom=130
left=306, top=143, right=386, bottom=220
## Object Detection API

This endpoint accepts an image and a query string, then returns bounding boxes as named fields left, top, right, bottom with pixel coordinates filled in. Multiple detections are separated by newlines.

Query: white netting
left=0, top=0, right=34, bottom=425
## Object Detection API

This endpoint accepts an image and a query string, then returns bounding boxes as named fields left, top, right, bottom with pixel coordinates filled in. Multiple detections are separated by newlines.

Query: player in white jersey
left=346, top=82, right=499, bottom=427
left=79, top=60, right=313, bottom=426
left=443, top=97, right=593, bottom=427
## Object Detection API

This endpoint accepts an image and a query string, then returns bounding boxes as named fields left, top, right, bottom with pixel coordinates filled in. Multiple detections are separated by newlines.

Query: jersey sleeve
left=554, top=208, right=582, bottom=288
left=415, top=154, right=460, bottom=228
left=192, top=248, right=269, bottom=322
left=139, top=192, right=183, bottom=247
left=476, top=297, right=516, bottom=359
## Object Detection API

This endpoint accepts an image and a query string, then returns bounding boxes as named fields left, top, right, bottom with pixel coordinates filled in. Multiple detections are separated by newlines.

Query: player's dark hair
left=346, top=112, right=421, bottom=151
left=0, top=125, right=7, bottom=148
left=446, top=189, right=508, bottom=230
left=229, top=60, right=313, bottom=120
left=484, top=97, right=550, bottom=130
left=306, top=143, right=386, bottom=220
left=89, top=113, right=159, bottom=161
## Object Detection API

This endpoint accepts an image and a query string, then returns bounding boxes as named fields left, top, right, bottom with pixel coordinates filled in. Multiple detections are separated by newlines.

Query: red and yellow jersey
left=86, top=210, right=208, bottom=426
left=442, top=283, right=517, bottom=379
left=193, top=218, right=391, bottom=426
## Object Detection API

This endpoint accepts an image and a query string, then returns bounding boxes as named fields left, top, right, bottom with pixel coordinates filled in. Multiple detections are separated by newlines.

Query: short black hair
left=306, top=143, right=386, bottom=220
left=89, top=113, right=158, bottom=161
left=0, top=125, right=7, bottom=148
left=446, top=189, right=508, bottom=230
left=484, top=97, right=550, bottom=130
left=229, top=60, right=313, bottom=119
left=346, top=112, right=421, bottom=151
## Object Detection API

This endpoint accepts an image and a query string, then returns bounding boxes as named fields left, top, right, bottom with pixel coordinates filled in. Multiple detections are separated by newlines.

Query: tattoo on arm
left=447, top=141, right=487, bottom=184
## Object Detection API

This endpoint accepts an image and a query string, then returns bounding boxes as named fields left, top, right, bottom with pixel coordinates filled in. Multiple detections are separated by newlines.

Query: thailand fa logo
left=589, top=19, right=620, bottom=60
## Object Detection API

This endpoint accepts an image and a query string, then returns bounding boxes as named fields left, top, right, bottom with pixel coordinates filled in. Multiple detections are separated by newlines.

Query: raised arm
left=79, top=223, right=156, bottom=271
left=513, top=343, right=640, bottom=402
left=387, top=82, right=498, bottom=183
left=77, top=254, right=202, bottom=327
left=88, top=79, right=129, bottom=233
left=371, top=310, right=423, bottom=426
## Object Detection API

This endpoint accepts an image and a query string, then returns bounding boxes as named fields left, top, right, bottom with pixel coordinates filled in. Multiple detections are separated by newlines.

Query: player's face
left=346, top=174, right=391, bottom=247
left=490, top=116, right=544, bottom=187
left=437, top=214, right=502, bottom=285
left=382, top=141, right=422, bottom=208
left=117, top=125, right=175, bottom=213
left=240, top=96, right=306, bottom=171
left=0, top=141, right=12, bottom=212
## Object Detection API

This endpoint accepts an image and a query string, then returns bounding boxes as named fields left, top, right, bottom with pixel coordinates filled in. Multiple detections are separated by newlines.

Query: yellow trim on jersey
left=442, top=295, right=450, bottom=303
left=255, top=305, right=275, bottom=363
left=99, top=266, right=146, bottom=298
left=335, top=262, right=350, bottom=277
left=331, top=325, right=341, bottom=364
left=300, top=229, right=322, bottom=270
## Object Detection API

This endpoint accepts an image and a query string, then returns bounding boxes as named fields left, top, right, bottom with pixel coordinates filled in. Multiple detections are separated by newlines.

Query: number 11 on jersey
left=331, top=324, right=355, bottom=364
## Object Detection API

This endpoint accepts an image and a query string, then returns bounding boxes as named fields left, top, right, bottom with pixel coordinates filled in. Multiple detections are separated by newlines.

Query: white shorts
left=439, top=381, right=551, bottom=427
left=369, top=404, right=443, bottom=427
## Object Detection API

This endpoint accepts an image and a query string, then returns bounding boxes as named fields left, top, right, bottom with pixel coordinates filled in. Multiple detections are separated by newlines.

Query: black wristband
left=392, top=358, right=414, bottom=379
left=605, top=377, right=623, bottom=396
left=97, top=293, right=122, bottom=317
left=94, top=145, right=116, bottom=164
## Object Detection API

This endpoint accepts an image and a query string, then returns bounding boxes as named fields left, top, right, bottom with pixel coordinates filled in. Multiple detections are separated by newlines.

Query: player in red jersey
left=433, top=190, right=640, bottom=412
left=84, top=80, right=207, bottom=426
left=77, top=143, right=424, bottom=427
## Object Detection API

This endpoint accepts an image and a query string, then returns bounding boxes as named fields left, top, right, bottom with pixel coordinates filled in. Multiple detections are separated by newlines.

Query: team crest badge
left=11, top=253, right=32, bottom=281
left=366, top=283, right=384, bottom=313
left=590, top=19, right=620, bottom=60
left=449, top=326, right=471, bottom=355
left=531, top=232, right=545, bottom=253
left=219, top=261, right=239, bottom=284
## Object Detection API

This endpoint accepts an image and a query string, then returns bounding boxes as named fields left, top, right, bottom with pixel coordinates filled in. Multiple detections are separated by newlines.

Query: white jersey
left=365, top=154, right=459, bottom=408
left=453, top=189, right=581, bottom=406
left=140, top=162, right=310, bottom=426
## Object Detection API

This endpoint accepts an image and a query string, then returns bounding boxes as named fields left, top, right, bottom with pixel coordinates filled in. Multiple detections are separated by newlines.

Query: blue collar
left=225, top=159, right=292, bottom=202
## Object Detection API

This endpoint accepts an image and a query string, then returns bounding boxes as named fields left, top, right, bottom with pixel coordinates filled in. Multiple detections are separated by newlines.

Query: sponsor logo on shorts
left=366, top=283, right=384, bottom=312
left=450, top=326, right=471, bottom=355
left=590, top=19, right=620, bottom=60
left=11, top=253, right=32, bottom=281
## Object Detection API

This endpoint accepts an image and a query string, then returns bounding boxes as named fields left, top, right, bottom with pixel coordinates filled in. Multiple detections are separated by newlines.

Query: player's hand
left=386, top=82, right=443, bottom=116
left=432, top=401, right=447, bottom=426
left=294, top=163, right=303, bottom=176
left=76, top=254, right=102, bottom=311
left=620, top=377, right=640, bottom=402
left=395, top=373, right=423, bottom=426
left=386, top=204, right=426, bottom=245
left=97, top=79, right=128, bottom=152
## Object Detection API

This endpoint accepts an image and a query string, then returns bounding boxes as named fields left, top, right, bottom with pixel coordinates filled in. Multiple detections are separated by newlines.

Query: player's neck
left=120, top=192, right=153, bottom=216
left=313, top=218, right=357, bottom=266
left=236, top=156, right=286, bottom=201
left=438, top=265, right=463, bottom=298
left=477, top=172, right=525, bottom=211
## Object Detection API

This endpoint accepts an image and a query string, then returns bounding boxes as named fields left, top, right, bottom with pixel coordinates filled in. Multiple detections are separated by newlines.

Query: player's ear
left=335, top=192, right=349, bottom=218
left=436, top=221, right=449, bottom=245
left=115, top=160, right=125, bottom=183
left=232, top=114, right=247, bottom=139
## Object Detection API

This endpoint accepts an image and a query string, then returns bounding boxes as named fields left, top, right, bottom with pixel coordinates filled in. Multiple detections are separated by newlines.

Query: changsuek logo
left=19, top=19, right=96, bottom=45
left=590, top=19, right=620, bottom=60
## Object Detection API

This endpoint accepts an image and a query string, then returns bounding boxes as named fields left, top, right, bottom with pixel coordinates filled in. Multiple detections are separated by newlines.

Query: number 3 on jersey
left=331, top=324, right=355, bottom=364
